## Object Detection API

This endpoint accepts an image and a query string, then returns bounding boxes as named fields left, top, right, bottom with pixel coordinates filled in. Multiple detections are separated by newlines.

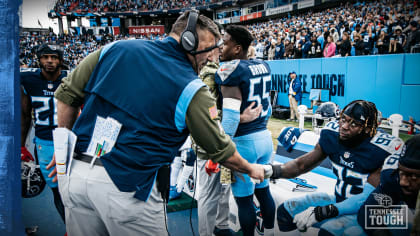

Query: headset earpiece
left=180, top=11, right=199, bottom=53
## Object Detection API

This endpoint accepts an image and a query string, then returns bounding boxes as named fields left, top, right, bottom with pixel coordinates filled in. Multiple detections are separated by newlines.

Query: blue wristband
left=221, top=108, right=240, bottom=137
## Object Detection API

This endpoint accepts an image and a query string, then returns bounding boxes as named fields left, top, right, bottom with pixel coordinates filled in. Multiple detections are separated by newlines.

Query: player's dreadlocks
left=340, top=100, right=378, bottom=137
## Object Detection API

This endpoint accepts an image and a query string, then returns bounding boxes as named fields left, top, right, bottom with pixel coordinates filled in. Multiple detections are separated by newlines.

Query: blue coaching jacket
left=72, top=37, right=205, bottom=201
left=288, top=76, right=302, bottom=102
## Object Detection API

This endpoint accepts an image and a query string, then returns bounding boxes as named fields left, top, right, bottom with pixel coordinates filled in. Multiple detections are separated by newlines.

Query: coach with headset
left=49, top=11, right=265, bottom=235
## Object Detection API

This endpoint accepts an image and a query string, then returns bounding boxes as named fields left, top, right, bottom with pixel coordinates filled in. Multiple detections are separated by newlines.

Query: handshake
left=250, top=164, right=283, bottom=184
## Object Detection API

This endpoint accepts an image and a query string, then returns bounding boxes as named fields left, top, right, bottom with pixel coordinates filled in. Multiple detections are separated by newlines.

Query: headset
left=180, top=10, right=199, bottom=53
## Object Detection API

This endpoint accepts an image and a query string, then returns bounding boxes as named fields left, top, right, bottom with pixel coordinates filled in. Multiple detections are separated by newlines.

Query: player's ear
left=234, top=44, right=242, bottom=55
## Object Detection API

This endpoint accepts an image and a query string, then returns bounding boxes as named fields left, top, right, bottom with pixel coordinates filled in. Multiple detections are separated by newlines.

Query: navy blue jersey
left=358, top=153, right=415, bottom=235
left=20, top=68, right=68, bottom=140
left=215, top=59, right=272, bottom=137
left=319, top=121, right=403, bottom=202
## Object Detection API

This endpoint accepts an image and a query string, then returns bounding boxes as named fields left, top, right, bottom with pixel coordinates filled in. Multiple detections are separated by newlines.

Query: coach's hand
left=47, top=154, right=58, bottom=183
left=248, top=164, right=265, bottom=183
left=240, top=102, right=262, bottom=123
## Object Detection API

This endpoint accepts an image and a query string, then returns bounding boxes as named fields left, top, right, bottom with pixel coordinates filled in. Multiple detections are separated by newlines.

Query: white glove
left=293, top=207, right=318, bottom=232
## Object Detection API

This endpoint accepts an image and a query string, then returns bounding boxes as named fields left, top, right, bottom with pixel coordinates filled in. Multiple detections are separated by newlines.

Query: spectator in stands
left=376, top=30, right=389, bottom=55
left=353, top=33, right=365, bottom=56
left=389, top=37, right=404, bottom=54
left=323, top=35, right=336, bottom=57
left=274, top=39, right=284, bottom=60
left=301, top=37, right=311, bottom=58
left=330, top=28, right=339, bottom=43
left=407, top=21, right=420, bottom=53
left=268, top=41, right=276, bottom=60
left=307, top=35, right=322, bottom=58
left=393, top=25, right=407, bottom=49
left=255, top=40, right=264, bottom=59
left=338, top=32, right=351, bottom=57
left=317, top=30, right=325, bottom=50
left=361, top=24, right=375, bottom=55
left=284, top=38, right=294, bottom=59
left=294, top=42, right=303, bottom=59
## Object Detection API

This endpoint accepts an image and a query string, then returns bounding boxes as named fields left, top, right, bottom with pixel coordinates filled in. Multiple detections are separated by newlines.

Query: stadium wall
left=268, top=54, right=420, bottom=121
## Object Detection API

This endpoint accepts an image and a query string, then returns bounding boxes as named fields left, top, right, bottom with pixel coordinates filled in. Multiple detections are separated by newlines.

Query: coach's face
left=187, top=29, right=217, bottom=73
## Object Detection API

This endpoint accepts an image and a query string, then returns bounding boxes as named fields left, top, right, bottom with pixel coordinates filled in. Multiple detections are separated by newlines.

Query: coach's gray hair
left=170, top=11, right=220, bottom=39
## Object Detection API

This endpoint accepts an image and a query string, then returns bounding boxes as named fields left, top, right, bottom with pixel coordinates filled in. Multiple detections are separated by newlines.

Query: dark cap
left=342, top=102, right=370, bottom=124
left=36, top=44, right=63, bottom=60
left=410, top=21, right=418, bottom=28
left=399, top=135, right=420, bottom=170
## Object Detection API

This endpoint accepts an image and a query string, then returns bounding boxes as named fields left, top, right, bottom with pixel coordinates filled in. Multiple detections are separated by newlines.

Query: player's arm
left=186, top=87, right=264, bottom=182
left=271, top=143, right=328, bottom=179
left=219, top=85, right=242, bottom=137
left=20, top=86, right=32, bottom=147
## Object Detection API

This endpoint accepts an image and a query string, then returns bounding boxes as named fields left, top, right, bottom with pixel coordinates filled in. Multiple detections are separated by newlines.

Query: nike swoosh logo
left=395, top=143, right=402, bottom=150
left=220, top=68, right=229, bottom=72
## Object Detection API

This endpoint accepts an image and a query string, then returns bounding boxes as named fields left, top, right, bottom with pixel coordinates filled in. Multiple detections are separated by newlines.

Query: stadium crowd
left=21, top=0, right=420, bottom=69
left=19, top=32, right=164, bottom=69
left=248, top=1, right=420, bottom=60
left=53, top=0, right=220, bottom=13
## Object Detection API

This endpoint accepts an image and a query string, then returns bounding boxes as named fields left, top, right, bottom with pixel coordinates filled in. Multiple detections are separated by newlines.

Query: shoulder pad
left=216, top=60, right=240, bottom=82
left=370, top=132, right=404, bottom=154
left=382, top=153, right=400, bottom=171
left=321, top=120, right=339, bottom=132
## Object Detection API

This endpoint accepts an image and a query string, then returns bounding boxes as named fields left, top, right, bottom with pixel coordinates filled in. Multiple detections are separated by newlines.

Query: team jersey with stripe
left=20, top=68, right=67, bottom=140
left=319, top=121, right=404, bottom=202
left=215, top=59, right=272, bottom=137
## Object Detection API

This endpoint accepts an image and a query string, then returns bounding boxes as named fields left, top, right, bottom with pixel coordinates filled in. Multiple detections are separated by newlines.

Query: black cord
left=189, top=145, right=198, bottom=236
left=164, top=198, right=171, bottom=236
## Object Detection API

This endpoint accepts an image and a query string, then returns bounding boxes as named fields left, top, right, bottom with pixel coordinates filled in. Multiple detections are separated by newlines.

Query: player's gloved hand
left=21, top=147, right=34, bottom=162
left=205, top=160, right=220, bottom=176
left=293, top=204, right=339, bottom=231
left=293, top=207, right=317, bottom=232
left=269, top=164, right=283, bottom=179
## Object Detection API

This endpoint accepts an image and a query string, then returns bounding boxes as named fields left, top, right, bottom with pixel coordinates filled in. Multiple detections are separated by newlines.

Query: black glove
left=314, top=204, right=339, bottom=222
left=270, top=164, right=283, bottom=179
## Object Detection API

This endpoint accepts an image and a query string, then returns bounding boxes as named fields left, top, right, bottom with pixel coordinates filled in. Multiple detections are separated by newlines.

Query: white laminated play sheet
left=86, top=116, right=122, bottom=157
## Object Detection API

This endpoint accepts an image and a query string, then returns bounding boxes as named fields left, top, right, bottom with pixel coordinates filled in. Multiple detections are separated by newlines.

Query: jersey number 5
left=248, top=75, right=271, bottom=117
